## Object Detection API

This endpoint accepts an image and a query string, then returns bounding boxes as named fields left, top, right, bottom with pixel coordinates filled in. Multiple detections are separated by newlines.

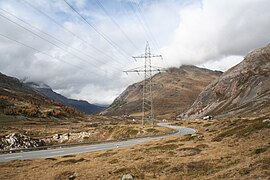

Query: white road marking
left=50, top=151, right=64, bottom=154
left=5, top=156, right=23, bottom=159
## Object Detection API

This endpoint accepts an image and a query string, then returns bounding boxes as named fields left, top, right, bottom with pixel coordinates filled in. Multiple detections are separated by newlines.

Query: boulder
left=121, top=174, right=134, bottom=180
left=0, top=133, right=42, bottom=150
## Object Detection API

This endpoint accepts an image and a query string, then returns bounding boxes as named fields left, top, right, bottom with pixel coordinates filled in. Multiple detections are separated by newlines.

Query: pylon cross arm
left=124, top=42, right=164, bottom=126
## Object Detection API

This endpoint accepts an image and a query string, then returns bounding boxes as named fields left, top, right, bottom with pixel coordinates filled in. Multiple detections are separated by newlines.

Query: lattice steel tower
left=124, top=42, right=164, bottom=126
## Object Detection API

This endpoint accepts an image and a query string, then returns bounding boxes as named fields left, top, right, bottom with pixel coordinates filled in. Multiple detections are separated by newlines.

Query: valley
left=0, top=73, right=173, bottom=151
left=0, top=0, right=269, bottom=177
left=0, top=116, right=269, bottom=179
left=102, top=65, right=222, bottom=119
left=0, top=114, right=173, bottom=151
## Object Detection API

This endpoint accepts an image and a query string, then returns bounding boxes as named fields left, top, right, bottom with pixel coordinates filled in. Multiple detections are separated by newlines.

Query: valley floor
left=0, top=115, right=172, bottom=150
left=0, top=116, right=269, bottom=179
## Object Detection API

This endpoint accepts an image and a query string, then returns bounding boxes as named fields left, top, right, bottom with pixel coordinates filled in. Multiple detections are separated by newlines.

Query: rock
left=69, top=172, right=79, bottom=180
left=102, top=65, right=222, bottom=117
left=190, top=134, right=204, bottom=140
left=121, top=174, right=134, bottom=180
left=46, top=131, right=96, bottom=144
left=52, top=133, right=69, bottom=143
left=184, top=44, right=270, bottom=119
left=262, top=119, right=270, bottom=123
left=0, top=133, right=42, bottom=151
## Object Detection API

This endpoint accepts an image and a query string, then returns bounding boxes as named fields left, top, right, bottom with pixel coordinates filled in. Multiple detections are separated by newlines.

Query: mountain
left=183, top=44, right=270, bottom=119
left=0, top=72, right=82, bottom=118
left=102, top=65, right=222, bottom=118
left=25, top=82, right=105, bottom=114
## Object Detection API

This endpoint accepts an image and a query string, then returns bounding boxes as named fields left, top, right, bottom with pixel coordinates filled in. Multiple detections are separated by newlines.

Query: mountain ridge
left=182, top=44, right=270, bottom=119
left=0, top=72, right=83, bottom=118
left=102, top=65, right=222, bottom=119
left=25, top=82, right=105, bottom=114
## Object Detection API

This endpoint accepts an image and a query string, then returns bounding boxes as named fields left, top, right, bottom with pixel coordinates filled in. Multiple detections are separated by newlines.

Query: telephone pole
left=124, top=42, right=164, bottom=126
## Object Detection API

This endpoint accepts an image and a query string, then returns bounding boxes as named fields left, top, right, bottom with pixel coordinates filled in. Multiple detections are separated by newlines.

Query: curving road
left=0, top=123, right=196, bottom=162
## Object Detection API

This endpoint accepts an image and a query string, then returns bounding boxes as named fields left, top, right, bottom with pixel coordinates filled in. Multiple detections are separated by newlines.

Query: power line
left=21, top=0, right=127, bottom=67
left=0, top=33, right=84, bottom=73
left=136, top=1, right=161, bottom=49
left=0, top=12, right=116, bottom=71
left=119, top=2, right=148, bottom=45
left=0, top=8, right=123, bottom=72
left=128, top=1, right=157, bottom=51
left=128, top=2, right=149, bottom=43
left=131, top=1, right=169, bottom=68
left=96, top=0, right=139, bottom=50
left=0, top=33, right=117, bottom=81
left=63, top=0, right=132, bottom=60
left=124, top=42, right=165, bottom=126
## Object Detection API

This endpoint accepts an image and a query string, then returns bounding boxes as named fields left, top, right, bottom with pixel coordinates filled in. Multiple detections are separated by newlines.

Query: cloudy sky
left=0, top=0, right=270, bottom=105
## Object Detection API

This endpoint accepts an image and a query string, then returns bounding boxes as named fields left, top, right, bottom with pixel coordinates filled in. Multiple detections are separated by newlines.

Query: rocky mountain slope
left=0, top=72, right=82, bottom=118
left=102, top=65, right=222, bottom=118
left=26, top=82, right=105, bottom=114
left=183, top=44, right=270, bottom=119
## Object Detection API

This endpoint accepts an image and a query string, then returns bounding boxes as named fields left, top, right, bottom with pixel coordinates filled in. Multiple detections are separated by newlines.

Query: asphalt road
left=0, top=123, right=196, bottom=162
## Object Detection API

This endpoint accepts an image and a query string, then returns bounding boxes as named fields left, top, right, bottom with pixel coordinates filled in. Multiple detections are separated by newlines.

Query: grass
left=0, top=114, right=19, bottom=124
left=45, top=158, right=57, bottom=161
left=0, top=116, right=269, bottom=179
left=54, top=171, right=75, bottom=180
left=212, top=118, right=270, bottom=142
left=95, top=151, right=117, bottom=158
left=54, top=158, right=86, bottom=166
left=254, top=146, right=269, bottom=155
left=61, top=155, right=76, bottom=158
left=177, top=147, right=202, bottom=156
left=145, top=143, right=179, bottom=152
left=0, top=115, right=173, bottom=148
left=108, top=158, right=119, bottom=164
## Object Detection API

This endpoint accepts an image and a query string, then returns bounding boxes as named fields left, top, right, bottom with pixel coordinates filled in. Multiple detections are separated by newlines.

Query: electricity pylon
left=124, top=42, right=165, bottom=126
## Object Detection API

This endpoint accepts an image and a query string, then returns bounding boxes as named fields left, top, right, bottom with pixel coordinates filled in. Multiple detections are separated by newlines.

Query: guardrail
left=0, top=129, right=179, bottom=154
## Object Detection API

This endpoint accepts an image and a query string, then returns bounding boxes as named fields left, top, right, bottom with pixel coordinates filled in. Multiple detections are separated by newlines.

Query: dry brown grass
left=0, top=116, right=269, bottom=179
left=0, top=114, right=172, bottom=146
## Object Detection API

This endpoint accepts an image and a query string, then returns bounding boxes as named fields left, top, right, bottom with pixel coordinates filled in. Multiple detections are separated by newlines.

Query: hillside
left=26, top=82, right=105, bottom=114
left=102, top=65, right=222, bottom=118
left=0, top=72, right=83, bottom=118
left=1, top=116, right=269, bottom=179
left=183, top=44, right=270, bottom=119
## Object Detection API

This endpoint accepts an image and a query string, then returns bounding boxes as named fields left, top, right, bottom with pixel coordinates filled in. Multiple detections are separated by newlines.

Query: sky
left=0, top=0, right=270, bottom=105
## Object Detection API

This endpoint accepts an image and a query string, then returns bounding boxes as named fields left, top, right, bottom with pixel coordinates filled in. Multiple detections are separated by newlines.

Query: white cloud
left=0, top=0, right=270, bottom=105
left=198, top=55, right=244, bottom=72
left=161, top=0, right=270, bottom=69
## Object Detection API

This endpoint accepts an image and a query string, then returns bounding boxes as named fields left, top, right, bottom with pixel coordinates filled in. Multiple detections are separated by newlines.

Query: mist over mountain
left=0, top=72, right=82, bottom=118
left=0, top=0, right=270, bottom=179
left=25, top=82, right=105, bottom=114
